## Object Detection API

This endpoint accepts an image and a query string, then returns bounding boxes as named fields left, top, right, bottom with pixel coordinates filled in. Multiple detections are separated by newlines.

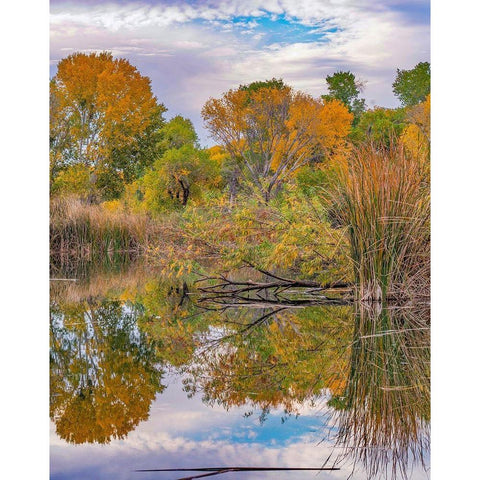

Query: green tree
left=323, top=71, right=366, bottom=124
left=392, top=62, right=430, bottom=106
left=159, top=115, right=199, bottom=151
left=351, top=107, right=407, bottom=146
left=143, top=145, right=219, bottom=210
left=239, top=77, right=288, bottom=95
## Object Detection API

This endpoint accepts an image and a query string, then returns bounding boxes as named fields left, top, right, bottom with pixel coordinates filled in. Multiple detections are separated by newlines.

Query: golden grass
left=328, top=142, right=430, bottom=302
left=50, top=196, right=155, bottom=257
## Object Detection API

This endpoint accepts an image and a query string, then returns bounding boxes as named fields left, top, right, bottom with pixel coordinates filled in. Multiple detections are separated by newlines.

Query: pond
left=50, top=260, right=430, bottom=480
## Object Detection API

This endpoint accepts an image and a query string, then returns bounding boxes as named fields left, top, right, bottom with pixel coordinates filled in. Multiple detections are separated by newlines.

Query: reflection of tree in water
left=49, top=265, right=430, bottom=479
left=181, top=299, right=429, bottom=479
left=136, top=280, right=211, bottom=367
left=183, top=306, right=354, bottom=419
left=50, top=298, right=164, bottom=444
left=327, top=304, right=430, bottom=479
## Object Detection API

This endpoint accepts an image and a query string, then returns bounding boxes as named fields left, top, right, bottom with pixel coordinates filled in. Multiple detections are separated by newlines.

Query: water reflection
left=50, top=263, right=429, bottom=479
left=50, top=297, right=164, bottom=444
left=183, top=306, right=353, bottom=420
left=329, top=304, right=430, bottom=479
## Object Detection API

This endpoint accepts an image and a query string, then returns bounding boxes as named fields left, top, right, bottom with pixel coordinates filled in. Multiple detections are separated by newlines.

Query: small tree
left=392, top=62, right=430, bottom=106
left=323, top=71, right=366, bottom=124
left=143, top=145, right=218, bottom=210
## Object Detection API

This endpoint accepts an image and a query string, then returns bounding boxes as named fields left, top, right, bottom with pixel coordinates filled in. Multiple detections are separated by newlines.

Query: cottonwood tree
left=50, top=52, right=166, bottom=199
left=202, top=80, right=353, bottom=203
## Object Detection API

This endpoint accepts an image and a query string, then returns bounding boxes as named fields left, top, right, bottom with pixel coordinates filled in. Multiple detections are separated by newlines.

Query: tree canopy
left=50, top=52, right=166, bottom=199
left=392, top=62, right=430, bottom=106
left=202, top=79, right=353, bottom=202
left=159, top=115, right=199, bottom=151
left=351, top=107, right=407, bottom=146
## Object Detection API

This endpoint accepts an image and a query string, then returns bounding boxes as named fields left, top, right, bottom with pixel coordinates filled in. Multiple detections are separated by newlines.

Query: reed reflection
left=328, top=303, right=430, bottom=479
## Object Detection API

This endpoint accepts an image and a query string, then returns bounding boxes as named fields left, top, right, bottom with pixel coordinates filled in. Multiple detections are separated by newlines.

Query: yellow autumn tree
left=401, top=94, right=430, bottom=159
left=202, top=79, right=353, bottom=203
left=50, top=52, right=166, bottom=199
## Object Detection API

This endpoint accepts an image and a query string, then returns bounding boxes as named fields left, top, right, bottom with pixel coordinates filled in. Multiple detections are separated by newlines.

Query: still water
left=50, top=261, right=430, bottom=480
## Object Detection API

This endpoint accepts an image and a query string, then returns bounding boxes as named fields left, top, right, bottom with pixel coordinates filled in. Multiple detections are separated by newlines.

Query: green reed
left=329, top=142, right=430, bottom=302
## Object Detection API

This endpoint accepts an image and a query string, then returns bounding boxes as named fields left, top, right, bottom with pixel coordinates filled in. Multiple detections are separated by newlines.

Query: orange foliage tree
left=202, top=80, right=352, bottom=202
left=50, top=52, right=166, bottom=198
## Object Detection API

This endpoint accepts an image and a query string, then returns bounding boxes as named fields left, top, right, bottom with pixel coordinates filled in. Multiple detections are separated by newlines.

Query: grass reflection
left=50, top=263, right=430, bottom=480
left=328, top=303, right=430, bottom=478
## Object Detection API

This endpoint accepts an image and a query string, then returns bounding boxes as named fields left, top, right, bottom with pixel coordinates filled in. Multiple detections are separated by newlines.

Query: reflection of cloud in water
left=50, top=377, right=428, bottom=480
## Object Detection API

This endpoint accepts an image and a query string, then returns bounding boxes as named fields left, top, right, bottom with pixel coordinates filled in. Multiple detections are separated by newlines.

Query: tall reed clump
left=328, top=142, right=430, bottom=302
left=50, top=196, right=155, bottom=258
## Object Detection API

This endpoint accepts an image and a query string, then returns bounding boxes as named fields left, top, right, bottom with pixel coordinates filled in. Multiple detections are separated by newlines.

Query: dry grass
left=50, top=196, right=156, bottom=257
left=50, top=260, right=161, bottom=304
left=328, top=142, right=430, bottom=302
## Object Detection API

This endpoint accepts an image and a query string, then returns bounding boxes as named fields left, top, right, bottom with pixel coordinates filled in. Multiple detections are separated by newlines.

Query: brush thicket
left=329, top=142, right=430, bottom=302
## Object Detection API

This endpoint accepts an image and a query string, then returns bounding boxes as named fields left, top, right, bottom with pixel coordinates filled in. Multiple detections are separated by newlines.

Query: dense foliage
left=392, top=62, right=431, bottom=106
left=202, top=80, right=352, bottom=202
left=50, top=52, right=166, bottom=200
left=50, top=53, right=430, bottom=301
left=322, top=70, right=366, bottom=124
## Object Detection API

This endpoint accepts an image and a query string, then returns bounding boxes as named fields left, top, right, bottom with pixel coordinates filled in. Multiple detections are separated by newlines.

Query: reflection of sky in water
left=50, top=374, right=429, bottom=480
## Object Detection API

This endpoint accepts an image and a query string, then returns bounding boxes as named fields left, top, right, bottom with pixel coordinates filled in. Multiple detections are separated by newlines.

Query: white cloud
left=50, top=0, right=430, bottom=145
left=50, top=373, right=429, bottom=480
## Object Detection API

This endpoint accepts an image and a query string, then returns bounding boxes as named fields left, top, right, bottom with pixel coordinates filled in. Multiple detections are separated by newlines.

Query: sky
left=50, top=0, right=430, bottom=145
left=50, top=375, right=430, bottom=480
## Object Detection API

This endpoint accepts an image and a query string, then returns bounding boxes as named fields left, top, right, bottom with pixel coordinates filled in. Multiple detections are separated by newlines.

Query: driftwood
left=193, top=262, right=353, bottom=309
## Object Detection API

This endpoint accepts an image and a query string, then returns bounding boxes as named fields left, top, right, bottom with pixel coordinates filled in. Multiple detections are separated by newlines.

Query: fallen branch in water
left=195, top=273, right=351, bottom=297
left=196, top=294, right=351, bottom=309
